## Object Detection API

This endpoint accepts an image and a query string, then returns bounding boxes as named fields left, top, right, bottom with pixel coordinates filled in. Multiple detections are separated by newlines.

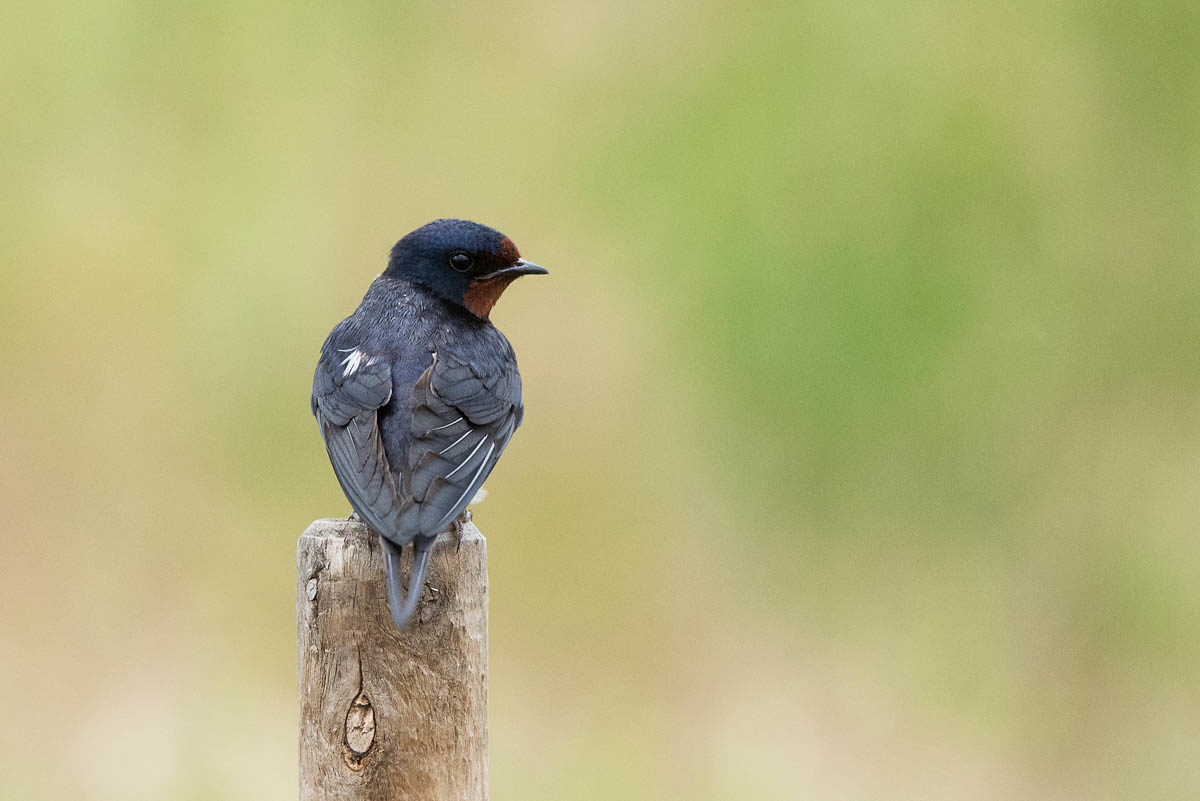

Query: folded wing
left=312, top=349, right=405, bottom=541
left=402, top=351, right=523, bottom=537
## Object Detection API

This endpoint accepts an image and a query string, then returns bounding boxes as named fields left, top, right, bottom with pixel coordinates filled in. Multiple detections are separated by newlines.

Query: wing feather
left=312, top=349, right=406, bottom=540
left=400, top=351, right=523, bottom=537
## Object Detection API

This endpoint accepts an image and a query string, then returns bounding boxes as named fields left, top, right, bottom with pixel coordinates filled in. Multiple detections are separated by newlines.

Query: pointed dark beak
left=484, top=259, right=549, bottom=279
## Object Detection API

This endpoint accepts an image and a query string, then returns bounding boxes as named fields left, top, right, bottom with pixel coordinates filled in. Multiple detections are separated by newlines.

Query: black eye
left=449, top=252, right=473, bottom=272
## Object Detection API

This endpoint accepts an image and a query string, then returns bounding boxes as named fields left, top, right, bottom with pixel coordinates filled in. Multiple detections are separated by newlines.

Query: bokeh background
left=2, top=1, right=1198, bottom=799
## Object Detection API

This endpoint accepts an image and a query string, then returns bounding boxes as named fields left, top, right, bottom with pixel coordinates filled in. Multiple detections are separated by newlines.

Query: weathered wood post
left=297, top=518, right=488, bottom=800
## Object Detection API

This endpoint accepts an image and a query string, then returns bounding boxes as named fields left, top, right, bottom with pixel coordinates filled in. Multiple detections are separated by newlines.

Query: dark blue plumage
left=312, top=219, right=546, bottom=630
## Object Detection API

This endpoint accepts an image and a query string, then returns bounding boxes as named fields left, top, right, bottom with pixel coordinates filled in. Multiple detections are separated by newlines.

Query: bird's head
left=383, top=219, right=548, bottom=319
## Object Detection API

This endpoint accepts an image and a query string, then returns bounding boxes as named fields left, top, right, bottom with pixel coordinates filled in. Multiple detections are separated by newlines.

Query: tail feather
left=381, top=535, right=433, bottom=631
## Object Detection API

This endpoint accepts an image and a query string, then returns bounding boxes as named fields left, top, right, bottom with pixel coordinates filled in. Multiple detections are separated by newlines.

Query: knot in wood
left=343, top=692, right=376, bottom=769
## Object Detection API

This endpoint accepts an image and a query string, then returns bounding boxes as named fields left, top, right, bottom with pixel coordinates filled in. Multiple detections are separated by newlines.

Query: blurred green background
left=2, top=1, right=1198, bottom=799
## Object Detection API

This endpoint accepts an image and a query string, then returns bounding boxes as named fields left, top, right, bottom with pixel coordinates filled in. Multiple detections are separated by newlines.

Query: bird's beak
left=483, top=259, right=549, bottom=279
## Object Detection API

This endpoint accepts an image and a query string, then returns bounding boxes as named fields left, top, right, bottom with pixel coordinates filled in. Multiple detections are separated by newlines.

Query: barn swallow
left=312, top=219, right=546, bottom=630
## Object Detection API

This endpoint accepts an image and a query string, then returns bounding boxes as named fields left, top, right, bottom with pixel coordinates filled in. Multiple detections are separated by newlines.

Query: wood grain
left=298, top=518, right=488, bottom=800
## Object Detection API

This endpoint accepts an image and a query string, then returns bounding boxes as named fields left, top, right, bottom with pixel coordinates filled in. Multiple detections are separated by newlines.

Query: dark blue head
left=384, top=219, right=548, bottom=319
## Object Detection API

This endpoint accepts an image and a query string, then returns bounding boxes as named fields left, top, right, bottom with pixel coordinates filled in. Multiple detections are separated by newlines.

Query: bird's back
left=313, top=276, right=523, bottom=544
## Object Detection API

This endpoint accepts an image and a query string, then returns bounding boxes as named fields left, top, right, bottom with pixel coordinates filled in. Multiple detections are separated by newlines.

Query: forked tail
left=381, top=535, right=433, bottom=631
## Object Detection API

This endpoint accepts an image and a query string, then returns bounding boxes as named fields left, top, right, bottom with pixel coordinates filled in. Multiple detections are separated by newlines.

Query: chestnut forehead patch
left=498, top=236, right=520, bottom=264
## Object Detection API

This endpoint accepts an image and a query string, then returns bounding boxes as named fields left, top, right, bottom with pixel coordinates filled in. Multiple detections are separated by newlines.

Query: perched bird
left=312, top=219, right=547, bottom=630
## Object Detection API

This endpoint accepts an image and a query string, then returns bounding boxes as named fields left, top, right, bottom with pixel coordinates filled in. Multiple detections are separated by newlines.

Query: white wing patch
left=340, top=349, right=377, bottom=378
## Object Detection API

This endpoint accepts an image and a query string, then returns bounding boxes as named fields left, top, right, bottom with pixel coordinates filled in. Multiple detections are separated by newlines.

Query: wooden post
left=297, top=518, right=488, bottom=801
